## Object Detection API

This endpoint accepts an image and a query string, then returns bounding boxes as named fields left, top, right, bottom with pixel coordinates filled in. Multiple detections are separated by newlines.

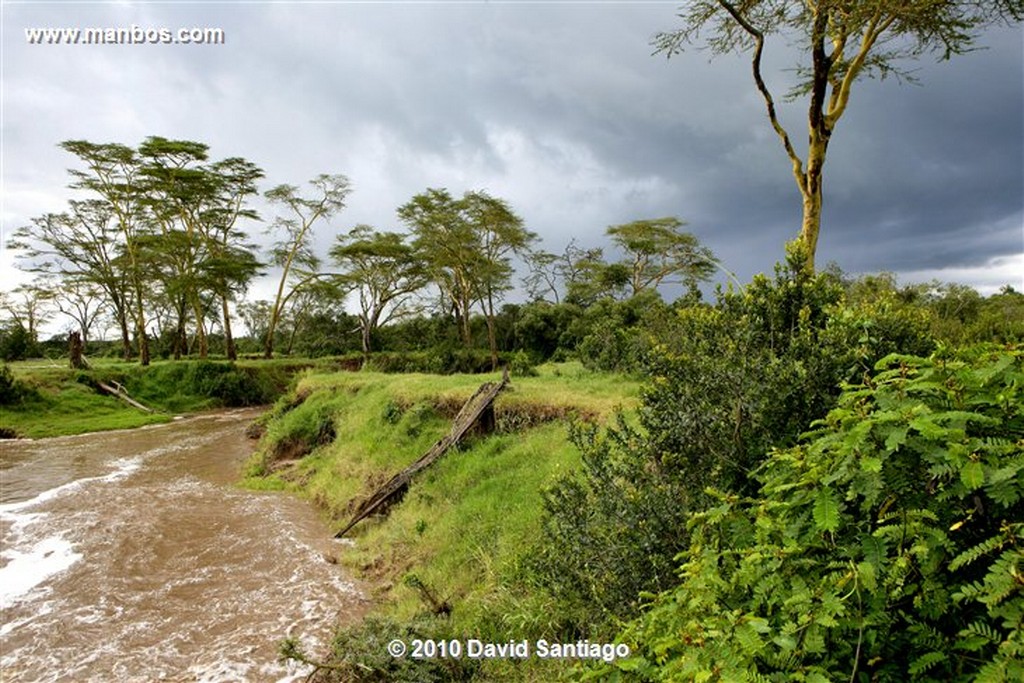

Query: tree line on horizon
left=2, top=135, right=725, bottom=367
left=1, top=134, right=1021, bottom=369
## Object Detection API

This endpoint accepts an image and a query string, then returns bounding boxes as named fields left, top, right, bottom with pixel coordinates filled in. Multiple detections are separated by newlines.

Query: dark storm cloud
left=817, top=26, right=1023, bottom=275
left=2, top=2, right=1021, bottom=297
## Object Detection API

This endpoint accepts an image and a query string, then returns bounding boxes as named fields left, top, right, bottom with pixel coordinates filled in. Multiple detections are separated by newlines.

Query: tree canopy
left=263, top=174, right=351, bottom=358
left=654, top=0, right=1024, bottom=272
left=398, top=188, right=536, bottom=368
left=607, top=217, right=715, bottom=296
left=329, top=225, right=427, bottom=355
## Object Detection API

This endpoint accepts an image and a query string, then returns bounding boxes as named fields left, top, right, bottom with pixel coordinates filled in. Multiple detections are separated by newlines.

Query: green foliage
left=511, top=301, right=582, bottom=361
left=0, top=324, right=35, bottom=361
left=362, top=348, right=502, bottom=375
left=614, top=348, right=1024, bottom=682
left=573, top=290, right=671, bottom=374
left=843, top=275, right=1024, bottom=348
left=533, top=417, right=694, bottom=626
left=126, top=360, right=282, bottom=409
left=637, top=256, right=857, bottom=495
left=0, top=363, right=37, bottom=406
left=535, top=254, right=939, bottom=636
left=506, top=350, right=538, bottom=378
left=959, top=287, right=1024, bottom=345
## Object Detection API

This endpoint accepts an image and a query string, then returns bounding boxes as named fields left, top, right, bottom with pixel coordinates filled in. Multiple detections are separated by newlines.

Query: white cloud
left=898, top=252, right=1024, bottom=295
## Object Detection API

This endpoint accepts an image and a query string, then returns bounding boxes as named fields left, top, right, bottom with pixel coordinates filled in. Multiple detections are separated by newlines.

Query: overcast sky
left=2, top=0, right=1022, bottom=315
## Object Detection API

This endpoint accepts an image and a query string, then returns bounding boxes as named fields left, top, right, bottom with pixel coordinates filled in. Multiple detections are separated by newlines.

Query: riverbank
left=244, top=363, right=640, bottom=680
left=0, top=358, right=312, bottom=438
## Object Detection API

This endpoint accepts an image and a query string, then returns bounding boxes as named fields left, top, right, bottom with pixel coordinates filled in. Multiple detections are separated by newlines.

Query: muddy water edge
left=0, top=408, right=366, bottom=682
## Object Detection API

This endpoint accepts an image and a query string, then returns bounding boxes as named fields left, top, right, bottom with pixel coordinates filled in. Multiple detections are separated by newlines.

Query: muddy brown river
left=0, top=409, right=365, bottom=682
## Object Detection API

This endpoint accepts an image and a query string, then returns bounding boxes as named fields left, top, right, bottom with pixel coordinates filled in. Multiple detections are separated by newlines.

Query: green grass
left=1, top=357, right=303, bottom=438
left=1, top=376, right=171, bottom=438
left=244, top=363, right=640, bottom=680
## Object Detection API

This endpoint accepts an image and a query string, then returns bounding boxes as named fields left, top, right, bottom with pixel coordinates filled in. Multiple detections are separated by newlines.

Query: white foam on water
left=0, top=455, right=143, bottom=515
left=0, top=600, right=54, bottom=638
left=0, top=455, right=146, bottom=613
left=0, top=535, right=82, bottom=609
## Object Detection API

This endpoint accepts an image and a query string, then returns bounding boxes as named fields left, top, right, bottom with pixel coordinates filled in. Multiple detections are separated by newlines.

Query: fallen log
left=96, top=381, right=155, bottom=413
left=335, top=374, right=509, bottom=538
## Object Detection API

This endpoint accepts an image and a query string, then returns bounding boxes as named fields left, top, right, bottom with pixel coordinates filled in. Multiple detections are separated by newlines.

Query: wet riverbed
left=0, top=409, right=364, bottom=682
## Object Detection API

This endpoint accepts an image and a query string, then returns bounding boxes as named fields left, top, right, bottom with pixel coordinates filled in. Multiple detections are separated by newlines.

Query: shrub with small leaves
left=535, top=254, right=931, bottom=635
left=0, top=363, right=36, bottom=406
left=611, top=347, right=1023, bottom=682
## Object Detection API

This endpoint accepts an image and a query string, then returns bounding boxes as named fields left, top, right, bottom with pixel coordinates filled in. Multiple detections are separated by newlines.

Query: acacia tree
left=563, top=247, right=631, bottom=306
left=398, top=188, right=534, bottom=366
left=523, top=249, right=562, bottom=303
left=13, top=200, right=134, bottom=359
left=655, top=0, right=1023, bottom=272
left=607, top=217, right=715, bottom=296
left=201, top=157, right=264, bottom=360
left=138, top=137, right=215, bottom=358
left=0, top=284, right=54, bottom=345
left=60, top=140, right=153, bottom=363
left=329, top=225, right=427, bottom=355
left=398, top=188, right=480, bottom=349
left=263, top=174, right=351, bottom=358
left=464, top=191, right=537, bottom=368
left=51, top=277, right=108, bottom=347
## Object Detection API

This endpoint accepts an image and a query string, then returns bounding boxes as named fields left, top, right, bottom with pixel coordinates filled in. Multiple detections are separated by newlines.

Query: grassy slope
left=245, top=363, right=640, bottom=679
left=2, top=361, right=169, bottom=437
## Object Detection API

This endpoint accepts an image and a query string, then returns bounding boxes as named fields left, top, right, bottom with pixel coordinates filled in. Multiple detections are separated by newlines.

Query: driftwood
left=335, top=374, right=509, bottom=538
left=97, top=381, right=155, bottom=413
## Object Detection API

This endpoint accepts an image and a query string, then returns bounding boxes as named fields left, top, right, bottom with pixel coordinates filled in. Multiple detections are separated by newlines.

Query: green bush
left=506, top=350, right=538, bottom=377
left=0, top=325, right=34, bottom=361
left=613, top=348, right=1024, bottom=682
left=361, top=349, right=515, bottom=375
left=184, top=361, right=277, bottom=406
left=0, top=363, right=36, bottom=406
left=512, top=301, right=582, bottom=361
left=533, top=418, right=694, bottom=626
left=573, top=291, right=671, bottom=374
left=123, top=361, right=282, bottom=410
left=534, top=251, right=938, bottom=635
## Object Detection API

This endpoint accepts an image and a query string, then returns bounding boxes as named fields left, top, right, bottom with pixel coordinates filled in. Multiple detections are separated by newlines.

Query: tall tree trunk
left=191, top=297, right=208, bottom=359
left=285, top=319, right=299, bottom=356
left=459, top=291, right=473, bottom=349
left=118, top=313, right=132, bottom=361
left=799, top=185, right=823, bottom=271
left=221, top=295, right=237, bottom=361
left=69, top=331, right=87, bottom=370
left=799, top=137, right=828, bottom=273
left=132, top=286, right=150, bottom=366
left=360, top=314, right=372, bottom=357
left=173, top=298, right=187, bottom=360
left=137, top=326, right=150, bottom=365
left=484, top=289, right=499, bottom=371
left=265, top=276, right=289, bottom=360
